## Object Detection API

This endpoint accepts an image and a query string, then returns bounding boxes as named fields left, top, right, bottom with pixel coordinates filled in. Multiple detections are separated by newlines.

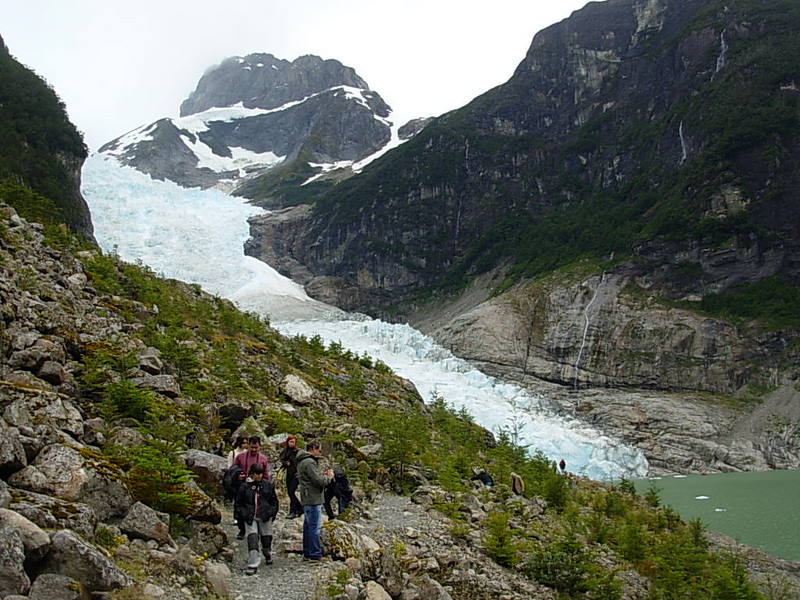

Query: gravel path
left=221, top=492, right=439, bottom=600
left=223, top=507, right=326, bottom=600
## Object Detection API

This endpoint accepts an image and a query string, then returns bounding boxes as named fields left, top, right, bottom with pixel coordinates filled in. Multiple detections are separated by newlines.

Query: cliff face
left=248, top=0, right=800, bottom=394
left=0, top=37, right=92, bottom=238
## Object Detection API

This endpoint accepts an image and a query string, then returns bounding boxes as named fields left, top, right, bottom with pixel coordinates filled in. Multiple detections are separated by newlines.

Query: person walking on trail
left=297, top=440, right=333, bottom=561
left=278, top=434, right=303, bottom=519
left=235, top=462, right=279, bottom=575
left=559, top=459, right=567, bottom=475
left=234, top=436, right=270, bottom=481
left=227, top=436, right=248, bottom=466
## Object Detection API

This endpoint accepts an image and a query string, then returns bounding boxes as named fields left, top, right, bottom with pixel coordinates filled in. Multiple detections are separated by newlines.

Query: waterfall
left=679, top=120, right=688, bottom=164
left=715, top=30, right=728, bottom=74
left=573, top=273, right=605, bottom=390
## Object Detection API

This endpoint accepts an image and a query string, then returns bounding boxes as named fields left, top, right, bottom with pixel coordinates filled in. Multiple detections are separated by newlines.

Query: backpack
left=222, top=464, right=242, bottom=500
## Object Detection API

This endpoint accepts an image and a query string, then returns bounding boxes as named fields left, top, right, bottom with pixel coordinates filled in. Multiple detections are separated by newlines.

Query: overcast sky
left=4, top=0, right=591, bottom=150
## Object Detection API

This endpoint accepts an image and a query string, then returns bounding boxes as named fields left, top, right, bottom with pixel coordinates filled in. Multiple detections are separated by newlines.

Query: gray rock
left=0, top=508, right=50, bottom=561
left=184, top=480, right=222, bottom=524
left=202, top=560, right=231, bottom=598
left=0, top=525, right=29, bottom=596
left=8, top=443, right=131, bottom=520
left=8, top=487, right=97, bottom=540
left=130, top=373, right=181, bottom=397
left=28, top=573, right=88, bottom=600
left=39, top=529, right=132, bottom=591
left=364, top=581, right=392, bottom=600
left=0, top=420, right=27, bottom=476
left=36, top=360, right=67, bottom=385
left=187, top=521, right=228, bottom=557
left=119, top=502, right=174, bottom=547
left=322, top=519, right=366, bottom=560
left=137, top=347, right=163, bottom=375
left=181, top=449, right=227, bottom=496
left=280, top=374, right=316, bottom=405
left=107, top=427, right=145, bottom=448
left=4, top=394, right=84, bottom=439
left=0, top=479, right=10, bottom=508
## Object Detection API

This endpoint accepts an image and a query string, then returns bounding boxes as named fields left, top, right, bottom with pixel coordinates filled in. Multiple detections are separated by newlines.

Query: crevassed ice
left=81, top=154, right=649, bottom=480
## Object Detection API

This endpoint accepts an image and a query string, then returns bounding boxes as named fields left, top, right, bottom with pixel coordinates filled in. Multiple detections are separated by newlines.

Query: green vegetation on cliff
left=0, top=40, right=89, bottom=235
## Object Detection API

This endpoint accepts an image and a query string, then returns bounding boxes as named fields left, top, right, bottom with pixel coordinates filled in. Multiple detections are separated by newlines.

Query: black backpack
left=222, top=464, right=242, bottom=500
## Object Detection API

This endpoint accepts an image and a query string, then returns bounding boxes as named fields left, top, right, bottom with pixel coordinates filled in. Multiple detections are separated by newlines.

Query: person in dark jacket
left=470, top=466, right=495, bottom=487
left=297, top=440, right=333, bottom=560
left=278, top=434, right=302, bottom=519
left=323, top=466, right=353, bottom=520
left=235, top=463, right=279, bottom=575
left=222, top=463, right=245, bottom=539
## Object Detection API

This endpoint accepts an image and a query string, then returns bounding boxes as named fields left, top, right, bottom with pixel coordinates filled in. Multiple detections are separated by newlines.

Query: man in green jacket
left=296, top=440, right=333, bottom=560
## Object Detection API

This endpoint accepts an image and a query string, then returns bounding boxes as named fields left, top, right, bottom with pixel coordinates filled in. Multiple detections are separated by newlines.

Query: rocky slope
left=3, top=201, right=799, bottom=599
left=0, top=35, right=93, bottom=239
left=99, top=53, right=404, bottom=198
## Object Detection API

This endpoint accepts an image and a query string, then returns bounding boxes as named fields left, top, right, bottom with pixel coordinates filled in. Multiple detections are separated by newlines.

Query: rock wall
left=418, top=262, right=800, bottom=474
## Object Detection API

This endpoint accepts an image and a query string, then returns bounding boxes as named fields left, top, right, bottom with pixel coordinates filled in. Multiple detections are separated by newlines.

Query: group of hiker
left=222, top=434, right=569, bottom=575
left=222, top=434, right=353, bottom=575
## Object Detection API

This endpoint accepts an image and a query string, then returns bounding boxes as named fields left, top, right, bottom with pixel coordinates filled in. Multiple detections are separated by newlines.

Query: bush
left=483, top=512, right=520, bottom=567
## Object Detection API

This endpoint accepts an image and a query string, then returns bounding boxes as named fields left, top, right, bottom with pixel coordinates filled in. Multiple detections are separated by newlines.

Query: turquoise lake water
left=634, top=470, right=800, bottom=562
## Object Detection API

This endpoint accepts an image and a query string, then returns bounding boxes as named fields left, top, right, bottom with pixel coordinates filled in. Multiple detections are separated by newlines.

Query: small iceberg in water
left=695, top=495, right=710, bottom=500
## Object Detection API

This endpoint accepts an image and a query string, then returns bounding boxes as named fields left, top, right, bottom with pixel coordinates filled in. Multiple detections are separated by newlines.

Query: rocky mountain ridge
left=99, top=53, right=424, bottom=199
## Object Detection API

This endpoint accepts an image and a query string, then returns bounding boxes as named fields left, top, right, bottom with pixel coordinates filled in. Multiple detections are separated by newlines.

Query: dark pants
left=302, top=504, right=322, bottom=558
left=324, top=484, right=351, bottom=520
left=287, top=475, right=302, bottom=516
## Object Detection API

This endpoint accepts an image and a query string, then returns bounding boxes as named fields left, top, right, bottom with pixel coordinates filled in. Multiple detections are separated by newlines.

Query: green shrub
left=483, top=512, right=520, bottom=567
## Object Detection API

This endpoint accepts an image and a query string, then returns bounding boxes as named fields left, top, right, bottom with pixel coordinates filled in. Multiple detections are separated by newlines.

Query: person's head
left=306, top=440, right=322, bottom=456
left=286, top=434, right=297, bottom=448
left=249, top=462, right=264, bottom=481
left=248, top=436, right=261, bottom=454
left=234, top=436, right=246, bottom=449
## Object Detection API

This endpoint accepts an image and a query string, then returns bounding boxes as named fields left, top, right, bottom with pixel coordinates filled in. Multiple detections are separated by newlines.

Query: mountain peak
left=179, top=53, right=371, bottom=117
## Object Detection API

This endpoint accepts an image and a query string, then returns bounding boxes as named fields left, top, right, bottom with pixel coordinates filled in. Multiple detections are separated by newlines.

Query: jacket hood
left=295, top=449, right=317, bottom=463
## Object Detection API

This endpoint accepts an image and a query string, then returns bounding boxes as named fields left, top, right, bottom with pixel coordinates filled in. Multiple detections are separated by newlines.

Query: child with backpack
left=235, top=462, right=279, bottom=575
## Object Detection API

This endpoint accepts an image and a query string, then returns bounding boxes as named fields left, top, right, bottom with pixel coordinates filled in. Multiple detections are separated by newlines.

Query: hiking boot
left=261, top=535, right=273, bottom=564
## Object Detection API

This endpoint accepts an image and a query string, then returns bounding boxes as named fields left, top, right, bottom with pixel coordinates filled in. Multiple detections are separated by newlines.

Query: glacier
left=81, top=154, right=649, bottom=480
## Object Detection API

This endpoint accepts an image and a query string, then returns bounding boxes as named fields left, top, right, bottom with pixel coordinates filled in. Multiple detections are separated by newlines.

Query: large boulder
left=8, top=488, right=97, bottom=540
left=321, top=519, right=368, bottom=560
left=184, top=480, right=222, bottom=524
left=28, top=573, right=88, bottom=600
left=119, top=501, right=174, bottom=547
left=0, top=525, right=29, bottom=596
left=182, top=449, right=227, bottom=496
left=38, top=529, right=132, bottom=591
left=280, top=374, right=316, bottom=405
left=0, top=508, right=50, bottom=562
left=8, top=443, right=132, bottom=520
left=3, top=392, right=83, bottom=439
